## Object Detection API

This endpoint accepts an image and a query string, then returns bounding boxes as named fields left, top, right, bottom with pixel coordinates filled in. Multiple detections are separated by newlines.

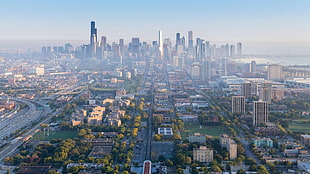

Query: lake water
left=235, top=56, right=310, bottom=66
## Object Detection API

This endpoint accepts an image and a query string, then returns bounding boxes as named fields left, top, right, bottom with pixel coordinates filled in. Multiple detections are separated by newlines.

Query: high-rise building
left=220, top=134, right=237, bottom=159
left=119, top=39, right=124, bottom=53
left=237, top=42, right=242, bottom=55
left=268, top=64, right=283, bottom=81
left=158, top=30, right=163, bottom=58
left=100, top=36, right=107, bottom=51
left=176, top=33, right=181, bottom=45
left=259, top=81, right=272, bottom=103
left=230, top=45, right=235, bottom=57
left=253, top=100, right=268, bottom=126
left=89, top=21, right=97, bottom=58
left=195, top=38, right=206, bottom=62
left=250, top=60, right=257, bottom=73
left=241, top=81, right=257, bottom=99
left=163, top=38, right=172, bottom=62
left=181, top=36, right=185, bottom=45
left=232, top=96, right=245, bottom=114
left=132, top=37, right=140, bottom=58
left=114, top=44, right=121, bottom=64
left=225, top=44, right=230, bottom=57
left=188, top=31, right=194, bottom=53
left=191, top=62, right=201, bottom=77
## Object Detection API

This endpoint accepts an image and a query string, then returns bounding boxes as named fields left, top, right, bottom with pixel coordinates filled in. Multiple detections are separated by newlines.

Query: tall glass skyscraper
left=90, top=21, right=97, bottom=57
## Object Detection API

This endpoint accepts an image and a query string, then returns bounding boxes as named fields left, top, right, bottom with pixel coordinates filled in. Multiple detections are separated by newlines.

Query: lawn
left=288, top=119, right=310, bottom=133
left=32, top=131, right=78, bottom=141
left=181, top=122, right=226, bottom=139
left=289, top=123, right=310, bottom=133
left=291, top=119, right=310, bottom=123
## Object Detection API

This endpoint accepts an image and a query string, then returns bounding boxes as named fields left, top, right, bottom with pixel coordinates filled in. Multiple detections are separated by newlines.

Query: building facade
left=253, top=100, right=268, bottom=126
left=193, top=146, right=213, bottom=163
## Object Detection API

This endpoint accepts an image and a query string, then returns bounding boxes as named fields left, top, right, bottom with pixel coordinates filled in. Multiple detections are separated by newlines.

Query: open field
left=32, top=131, right=78, bottom=141
left=291, top=119, right=310, bottom=123
left=289, top=123, right=310, bottom=133
left=181, top=122, right=226, bottom=139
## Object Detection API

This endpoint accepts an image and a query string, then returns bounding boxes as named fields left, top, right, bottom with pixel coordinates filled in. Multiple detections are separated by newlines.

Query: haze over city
left=1, top=0, right=310, bottom=55
left=0, top=1, right=310, bottom=174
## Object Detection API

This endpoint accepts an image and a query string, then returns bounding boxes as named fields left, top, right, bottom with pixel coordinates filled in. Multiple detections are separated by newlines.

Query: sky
left=0, top=0, right=310, bottom=45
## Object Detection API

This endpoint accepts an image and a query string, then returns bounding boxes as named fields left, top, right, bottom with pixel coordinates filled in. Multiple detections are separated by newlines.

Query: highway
left=0, top=83, right=85, bottom=161
left=0, top=97, right=42, bottom=140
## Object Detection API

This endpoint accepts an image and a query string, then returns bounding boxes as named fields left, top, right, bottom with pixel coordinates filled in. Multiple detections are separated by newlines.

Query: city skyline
left=1, top=0, right=310, bottom=43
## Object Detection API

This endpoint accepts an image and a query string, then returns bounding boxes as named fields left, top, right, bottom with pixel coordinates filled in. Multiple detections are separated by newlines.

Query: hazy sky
left=1, top=0, right=310, bottom=43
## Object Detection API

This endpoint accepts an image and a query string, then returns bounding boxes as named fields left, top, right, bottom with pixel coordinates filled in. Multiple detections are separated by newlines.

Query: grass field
left=289, top=119, right=310, bottom=133
left=181, top=122, right=226, bottom=139
left=291, top=119, right=310, bottom=123
left=32, top=131, right=78, bottom=141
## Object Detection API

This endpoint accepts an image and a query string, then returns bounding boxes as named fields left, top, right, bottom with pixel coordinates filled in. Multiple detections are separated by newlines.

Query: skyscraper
left=232, top=96, right=245, bottom=114
left=241, top=81, right=257, bottom=99
left=268, top=64, right=283, bottom=81
left=250, top=60, right=257, bottom=72
left=90, top=21, right=97, bottom=58
left=259, top=81, right=272, bottom=103
left=176, top=33, right=181, bottom=45
left=100, top=36, right=107, bottom=51
left=237, top=42, right=242, bottom=55
left=158, top=30, right=163, bottom=58
left=132, top=37, right=140, bottom=58
left=225, top=44, right=230, bottom=57
left=253, top=100, right=268, bottom=126
left=230, top=45, right=235, bottom=57
left=188, top=31, right=193, bottom=47
left=119, top=39, right=124, bottom=52
left=188, top=31, right=194, bottom=56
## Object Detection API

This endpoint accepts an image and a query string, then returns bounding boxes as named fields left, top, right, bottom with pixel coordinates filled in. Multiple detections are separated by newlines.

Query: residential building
left=193, top=146, right=213, bottom=163
left=253, top=100, right=268, bottom=126
left=232, top=96, right=245, bottom=114
left=220, top=134, right=237, bottom=159
left=254, top=137, right=273, bottom=148
left=301, top=135, right=310, bottom=148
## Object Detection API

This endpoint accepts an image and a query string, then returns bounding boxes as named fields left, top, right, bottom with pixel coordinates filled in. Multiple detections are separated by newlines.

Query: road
left=0, top=83, right=85, bottom=161
left=0, top=102, right=50, bottom=160
left=0, top=97, right=42, bottom=140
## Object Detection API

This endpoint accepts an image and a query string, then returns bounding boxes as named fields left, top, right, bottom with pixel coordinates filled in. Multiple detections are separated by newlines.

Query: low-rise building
left=188, top=133, right=206, bottom=144
left=298, top=159, right=310, bottom=173
left=301, top=135, right=310, bottom=148
left=254, top=137, right=273, bottom=148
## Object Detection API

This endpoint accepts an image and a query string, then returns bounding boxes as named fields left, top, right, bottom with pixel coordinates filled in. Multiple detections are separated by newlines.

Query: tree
left=249, top=164, right=258, bottom=171
left=78, top=129, right=87, bottom=137
left=257, top=165, right=269, bottom=174
left=176, top=168, right=184, bottom=174
left=47, top=170, right=60, bottom=174
left=185, top=156, right=192, bottom=165
left=237, top=144, right=245, bottom=154
left=159, top=155, right=165, bottom=162
left=237, top=169, right=246, bottom=174
left=211, top=165, right=222, bottom=173
left=154, top=134, right=162, bottom=141
left=174, top=153, right=186, bottom=165
left=165, top=159, right=173, bottom=166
